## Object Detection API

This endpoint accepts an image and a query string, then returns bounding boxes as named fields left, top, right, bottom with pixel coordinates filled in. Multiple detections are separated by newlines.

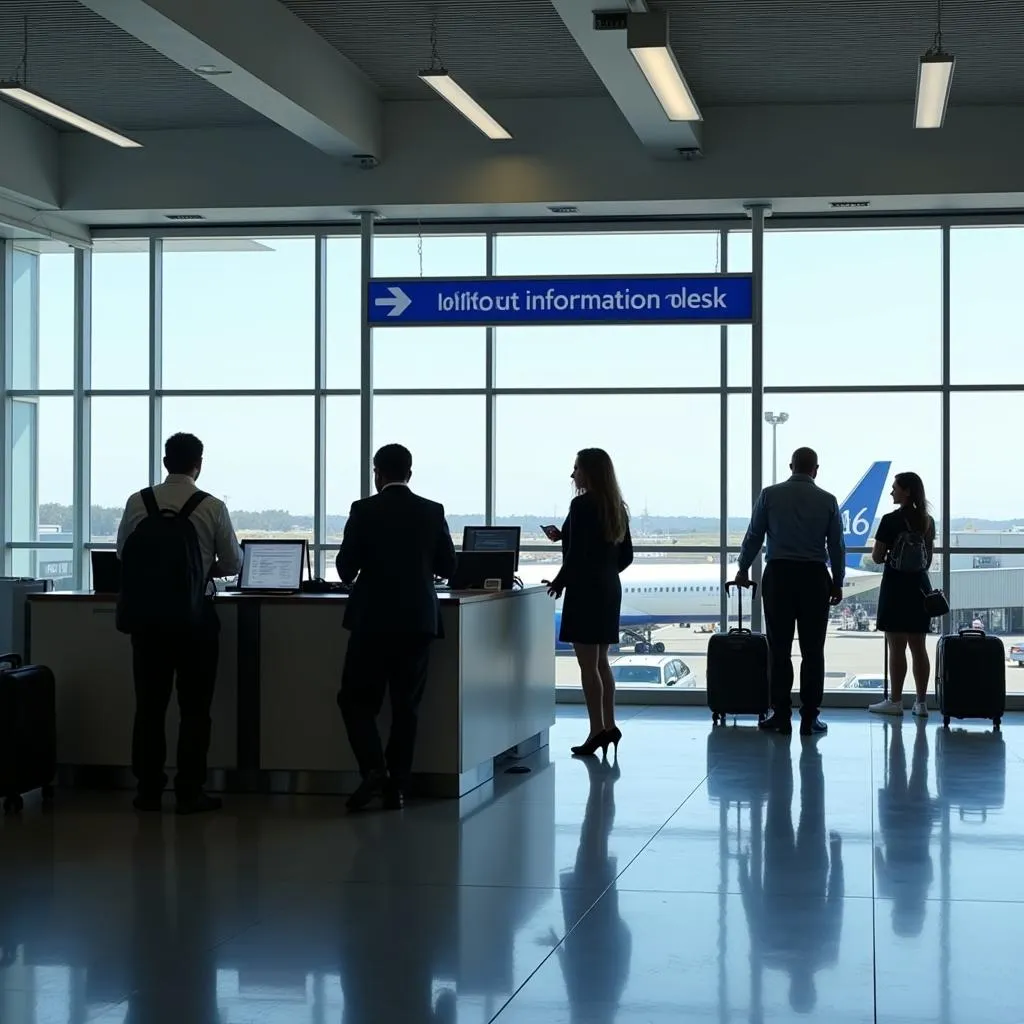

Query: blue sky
left=25, top=225, right=1024, bottom=522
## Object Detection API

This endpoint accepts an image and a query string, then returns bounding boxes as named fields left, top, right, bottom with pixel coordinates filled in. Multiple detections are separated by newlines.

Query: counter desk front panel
left=27, top=587, right=555, bottom=798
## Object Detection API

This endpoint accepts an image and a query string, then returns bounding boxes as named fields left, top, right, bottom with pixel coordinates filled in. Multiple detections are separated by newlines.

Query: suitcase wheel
left=41, top=785, right=55, bottom=805
left=994, top=717, right=1002, bottom=730
left=3, top=795, right=24, bottom=815
left=711, top=712, right=720, bottom=726
left=942, top=715, right=950, bottom=728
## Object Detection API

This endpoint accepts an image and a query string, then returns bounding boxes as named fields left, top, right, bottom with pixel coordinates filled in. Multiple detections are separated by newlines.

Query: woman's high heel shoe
left=571, top=732, right=610, bottom=758
left=605, top=726, right=622, bottom=758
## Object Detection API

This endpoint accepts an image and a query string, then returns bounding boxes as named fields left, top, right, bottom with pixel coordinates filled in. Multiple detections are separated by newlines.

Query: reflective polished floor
left=2, top=708, right=1023, bottom=1023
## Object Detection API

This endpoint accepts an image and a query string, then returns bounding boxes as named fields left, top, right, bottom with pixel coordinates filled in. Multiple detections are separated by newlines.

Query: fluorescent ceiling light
left=627, top=10, right=702, bottom=122
left=0, top=85, right=141, bottom=148
left=914, top=52, right=955, bottom=129
left=419, top=71, right=511, bottom=140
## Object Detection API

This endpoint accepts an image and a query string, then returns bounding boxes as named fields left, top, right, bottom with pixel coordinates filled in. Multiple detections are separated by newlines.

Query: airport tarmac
left=554, top=624, right=1024, bottom=694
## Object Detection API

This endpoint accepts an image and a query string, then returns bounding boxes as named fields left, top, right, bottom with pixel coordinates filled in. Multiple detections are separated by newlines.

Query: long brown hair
left=576, top=448, right=629, bottom=543
left=894, top=471, right=934, bottom=541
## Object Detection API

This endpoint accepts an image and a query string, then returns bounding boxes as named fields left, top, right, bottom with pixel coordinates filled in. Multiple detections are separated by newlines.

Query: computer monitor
left=91, top=550, right=121, bottom=594
left=449, top=550, right=516, bottom=591
left=461, top=526, right=521, bottom=571
left=239, top=539, right=306, bottom=593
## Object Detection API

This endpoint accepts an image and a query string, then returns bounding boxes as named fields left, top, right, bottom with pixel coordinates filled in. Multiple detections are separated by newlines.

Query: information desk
left=26, top=587, right=555, bottom=798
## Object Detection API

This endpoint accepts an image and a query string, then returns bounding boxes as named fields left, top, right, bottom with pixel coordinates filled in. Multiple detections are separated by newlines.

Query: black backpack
left=115, top=488, right=209, bottom=635
left=887, top=516, right=930, bottom=574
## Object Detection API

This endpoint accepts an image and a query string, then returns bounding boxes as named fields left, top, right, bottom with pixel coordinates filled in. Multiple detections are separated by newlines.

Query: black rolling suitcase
left=707, top=582, right=770, bottom=725
left=0, top=653, right=56, bottom=814
left=935, top=628, right=1005, bottom=728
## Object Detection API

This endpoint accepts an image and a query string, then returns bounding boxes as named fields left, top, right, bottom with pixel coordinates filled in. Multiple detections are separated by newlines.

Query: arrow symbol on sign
left=374, top=286, right=411, bottom=317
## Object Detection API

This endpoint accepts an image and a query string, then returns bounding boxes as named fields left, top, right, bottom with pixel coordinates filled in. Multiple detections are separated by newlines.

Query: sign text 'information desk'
left=27, top=587, right=555, bottom=799
left=368, top=274, right=754, bottom=328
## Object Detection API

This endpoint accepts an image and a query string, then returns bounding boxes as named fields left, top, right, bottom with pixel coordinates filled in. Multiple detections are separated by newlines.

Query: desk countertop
left=30, top=586, right=546, bottom=606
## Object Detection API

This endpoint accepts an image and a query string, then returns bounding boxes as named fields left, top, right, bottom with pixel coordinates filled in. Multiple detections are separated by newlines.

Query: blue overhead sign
left=367, top=274, right=753, bottom=327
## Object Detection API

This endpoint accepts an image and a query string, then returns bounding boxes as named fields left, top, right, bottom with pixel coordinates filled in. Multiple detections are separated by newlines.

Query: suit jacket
left=336, top=485, right=457, bottom=636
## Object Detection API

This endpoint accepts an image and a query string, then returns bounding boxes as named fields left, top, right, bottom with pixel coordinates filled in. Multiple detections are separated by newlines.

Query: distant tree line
left=39, top=503, right=1024, bottom=541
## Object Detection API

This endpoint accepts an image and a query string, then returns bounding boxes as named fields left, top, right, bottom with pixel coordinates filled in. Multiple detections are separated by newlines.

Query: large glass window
left=763, top=228, right=941, bottom=387
left=494, top=231, right=722, bottom=388
left=373, top=396, right=485, bottom=516
left=371, top=235, right=487, bottom=389
left=951, top=226, right=1024, bottom=385
left=761, top=392, right=941, bottom=692
left=161, top=397, right=314, bottom=538
left=162, top=237, right=315, bottom=390
left=496, top=393, right=720, bottom=548
left=92, top=245, right=150, bottom=389
left=326, top=236, right=360, bottom=389
left=90, top=397, right=149, bottom=541
left=325, top=396, right=362, bottom=544
left=12, top=221, right=1024, bottom=705
left=12, top=548, right=74, bottom=591
left=12, top=243, right=74, bottom=390
left=12, top=397, right=73, bottom=543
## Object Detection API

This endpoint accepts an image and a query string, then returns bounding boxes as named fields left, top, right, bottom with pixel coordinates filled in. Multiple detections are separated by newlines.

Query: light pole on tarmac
left=763, top=411, right=789, bottom=485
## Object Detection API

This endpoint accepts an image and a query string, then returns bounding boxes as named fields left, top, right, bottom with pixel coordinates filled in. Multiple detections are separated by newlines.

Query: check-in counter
left=26, top=587, right=555, bottom=797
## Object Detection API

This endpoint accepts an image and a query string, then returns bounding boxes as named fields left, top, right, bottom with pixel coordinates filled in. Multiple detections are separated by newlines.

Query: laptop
left=91, top=550, right=121, bottom=594
left=448, top=550, right=515, bottom=590
left=238, top=539, right=306, bottom=594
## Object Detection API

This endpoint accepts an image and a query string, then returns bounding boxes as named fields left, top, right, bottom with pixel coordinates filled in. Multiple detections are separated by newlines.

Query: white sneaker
left=912, top=701, right=929, bottom=718
left=868, top=698, right=904, bottom=716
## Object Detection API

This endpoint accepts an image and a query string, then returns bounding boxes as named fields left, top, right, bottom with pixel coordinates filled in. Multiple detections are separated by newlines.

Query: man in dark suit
left=336, top=443, right=458, bottom=812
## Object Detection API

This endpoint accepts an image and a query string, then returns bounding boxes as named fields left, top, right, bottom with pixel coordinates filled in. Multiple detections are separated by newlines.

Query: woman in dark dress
left=868, top=472, right=935, bottom=719
left=546, top=448, right=633, bottom=757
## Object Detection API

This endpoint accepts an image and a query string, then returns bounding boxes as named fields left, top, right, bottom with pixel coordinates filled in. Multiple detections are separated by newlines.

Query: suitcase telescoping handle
left=0, top=651, right=22, bottom=670
left=958, top=628, right=986, bottom=638
left=724, top=581, right=757, bottom=632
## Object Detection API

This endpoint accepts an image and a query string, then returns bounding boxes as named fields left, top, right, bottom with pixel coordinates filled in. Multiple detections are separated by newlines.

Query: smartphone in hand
left=542, top=524, right=561, bottom=542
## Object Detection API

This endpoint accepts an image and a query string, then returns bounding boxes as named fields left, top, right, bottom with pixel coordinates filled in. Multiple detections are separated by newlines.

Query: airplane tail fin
left=840, top=461, right=891, bottom=570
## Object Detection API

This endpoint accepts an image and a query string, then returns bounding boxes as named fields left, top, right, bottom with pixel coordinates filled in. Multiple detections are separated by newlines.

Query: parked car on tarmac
left=609, top=655, right=697, bottom=687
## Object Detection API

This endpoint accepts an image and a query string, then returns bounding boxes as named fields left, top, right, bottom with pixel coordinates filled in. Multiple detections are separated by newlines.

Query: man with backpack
left=116, top=432, right=242, bottom=814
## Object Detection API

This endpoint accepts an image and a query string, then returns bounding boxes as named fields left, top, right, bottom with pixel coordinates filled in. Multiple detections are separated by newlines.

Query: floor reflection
left=5, top=710, right=1024, bottom=1023
left=738, top=739, right=844, bottom=1015
left=550, top=757, right=631, bottom=1024
left=874, top=721, right=937, bottom=937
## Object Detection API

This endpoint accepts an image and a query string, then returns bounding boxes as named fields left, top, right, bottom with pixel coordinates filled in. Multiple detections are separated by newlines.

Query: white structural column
left=484, top=232, right=496, bottom=525
left=148, top=238, right=163, bottom=486
left=313, top=235, right=327, bottom=573
left=359, top=212, right=375, bottom=498
left=72, top=249, right=93, bottom=589
left=746, top=202, right=770, bottom=632
left=80, top=0, right=381, bottom=158
left=550, top=0, right=701, bottom=157
left=0, top=241, right=12, bottom=574
left=941, top=224, right=952, bottom=631
left=718, top=229, right=729, bottom=630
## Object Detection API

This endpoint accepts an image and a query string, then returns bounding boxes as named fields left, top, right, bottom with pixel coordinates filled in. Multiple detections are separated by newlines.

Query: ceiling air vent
left=548, top=205, right=579, bottom=214
left=829, top=200, right=870, bottom=209
left=165, top=213, right=206, bottom=221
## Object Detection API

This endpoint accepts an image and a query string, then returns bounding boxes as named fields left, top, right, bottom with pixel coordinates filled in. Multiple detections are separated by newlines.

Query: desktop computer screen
left=461, top=526, right=521, bottom=571
left=239, top=540, right=305, bottom=593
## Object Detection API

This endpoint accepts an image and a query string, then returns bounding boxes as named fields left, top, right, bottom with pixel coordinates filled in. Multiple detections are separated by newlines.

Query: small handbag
left=922, top=587, right=949, bottom=618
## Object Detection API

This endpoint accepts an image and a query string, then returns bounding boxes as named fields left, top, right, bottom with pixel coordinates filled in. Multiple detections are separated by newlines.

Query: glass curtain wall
left=5, top=223, right=1024, bottom=699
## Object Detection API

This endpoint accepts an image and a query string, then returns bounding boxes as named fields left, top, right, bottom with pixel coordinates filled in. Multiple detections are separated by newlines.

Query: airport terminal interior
left=2, top=0, right=1024, bottom=1020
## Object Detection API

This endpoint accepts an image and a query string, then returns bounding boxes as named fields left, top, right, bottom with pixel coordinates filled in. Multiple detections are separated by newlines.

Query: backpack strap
left=178, top=491, right=209, bottom=520
left=141, top=487, right=160, bottom=517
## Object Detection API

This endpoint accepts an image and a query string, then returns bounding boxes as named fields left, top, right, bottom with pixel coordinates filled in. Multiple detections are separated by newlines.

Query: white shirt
left=116, top=474, right=243, bottom=580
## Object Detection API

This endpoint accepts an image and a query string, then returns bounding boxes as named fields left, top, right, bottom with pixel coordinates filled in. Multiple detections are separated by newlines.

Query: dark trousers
left=761, top=560, right=831, bottom=718
left=130, top=603, right=220, bottom=798
left=338, top=631, right=432, bottom=785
